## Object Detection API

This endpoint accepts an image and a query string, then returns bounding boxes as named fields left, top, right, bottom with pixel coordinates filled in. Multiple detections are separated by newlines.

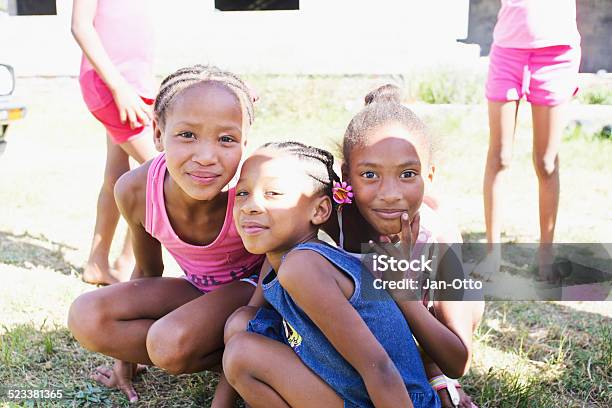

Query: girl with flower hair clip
left=222, top=141, right=440, bottom=408
left=323, top=84, right=484, bottom=408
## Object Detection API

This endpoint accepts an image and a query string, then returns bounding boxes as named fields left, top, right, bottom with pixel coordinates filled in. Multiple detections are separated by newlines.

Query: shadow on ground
left=0, top=230, right=82, bottom=276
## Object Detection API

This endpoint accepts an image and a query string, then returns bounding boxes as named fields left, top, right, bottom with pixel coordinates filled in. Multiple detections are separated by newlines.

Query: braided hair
left=343, top=84, right=432, bottom=164
left=261, top=141, right=340, bottom=205
left=154, top=64, right=254, bottom=128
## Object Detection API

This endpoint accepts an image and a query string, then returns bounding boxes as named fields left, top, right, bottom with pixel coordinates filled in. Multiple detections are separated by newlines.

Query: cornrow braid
left=262, top=141, right=340, bottom=204
left=154, top=64, right=255, bottom=128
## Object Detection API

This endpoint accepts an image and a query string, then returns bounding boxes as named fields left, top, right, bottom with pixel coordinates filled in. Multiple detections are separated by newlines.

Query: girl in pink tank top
left=68, top=65, right=264, bottom=403
left=145, top=153, right=263, bottom=292
left=326, top=85, right=484, bottom=407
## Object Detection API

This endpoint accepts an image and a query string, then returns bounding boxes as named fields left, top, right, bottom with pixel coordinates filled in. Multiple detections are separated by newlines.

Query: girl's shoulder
left=280, top=243, right=332, bottom=269
left=279, top=243, right=340, bottom=277
left=278, top=243, right=356, bottom=300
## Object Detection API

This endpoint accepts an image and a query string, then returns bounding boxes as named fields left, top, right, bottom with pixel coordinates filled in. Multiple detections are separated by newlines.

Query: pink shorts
left=90, top=97, right=154, bottom=144
left=486, top=44, right=581, bottom=106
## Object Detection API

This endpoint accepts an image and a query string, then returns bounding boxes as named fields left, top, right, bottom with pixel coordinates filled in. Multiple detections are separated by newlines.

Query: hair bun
left=364, top=84, right=402, bottom=106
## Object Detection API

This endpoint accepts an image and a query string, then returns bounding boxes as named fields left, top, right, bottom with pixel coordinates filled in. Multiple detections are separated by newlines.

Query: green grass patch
left=578, top=85, right=612, bottom=105
left=413, top=69, right=486, bottom=104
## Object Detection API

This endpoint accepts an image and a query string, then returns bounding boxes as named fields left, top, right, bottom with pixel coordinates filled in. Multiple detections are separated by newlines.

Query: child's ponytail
left=343, top=84, right=431, bottom=165
left=364, top=84, right=402, bottom=106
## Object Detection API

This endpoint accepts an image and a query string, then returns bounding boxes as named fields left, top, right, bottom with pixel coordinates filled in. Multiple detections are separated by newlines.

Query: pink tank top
left=493, top=0, right=580, bottom=49
left=79, top=0, right=156, bottom=111
left=145, top=154, right=264, bottom=292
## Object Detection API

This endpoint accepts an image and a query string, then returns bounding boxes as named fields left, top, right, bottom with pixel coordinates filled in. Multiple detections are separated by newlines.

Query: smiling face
left=345, top=122, right=433, bottom=236
left=233, top=148, right=332, bottom=256
left=153, top=82, right=246, bottom=201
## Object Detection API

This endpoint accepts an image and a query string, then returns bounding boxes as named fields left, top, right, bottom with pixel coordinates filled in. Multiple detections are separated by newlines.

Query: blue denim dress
left=247, top=242, right=440, bottom=408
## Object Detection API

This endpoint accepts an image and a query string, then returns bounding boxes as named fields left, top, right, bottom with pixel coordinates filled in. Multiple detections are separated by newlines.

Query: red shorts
left=486, top=44, right=581, bottom=106
left=90, top=97, right=155, bottom=144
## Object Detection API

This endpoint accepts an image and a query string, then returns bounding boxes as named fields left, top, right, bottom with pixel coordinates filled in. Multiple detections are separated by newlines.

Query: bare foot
left=91, top=359, right=147, bottom=403
left=112, top=254, right=135, bottom=282
left=472, top=250, right=501, bottom=281
left=82, top=259, right=119, bottom=285
left=537, top=245, right=556, bottom=282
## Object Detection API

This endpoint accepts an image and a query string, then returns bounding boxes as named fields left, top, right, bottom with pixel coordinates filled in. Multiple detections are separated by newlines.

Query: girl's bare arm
left=114, top=164, right=164, bottom=279
left=279, top=250, right=414, bottom=408
left=394, top=242, right=483, bottom=378
left=71, top=0, right=151, bottom=127
left=71, top=0, right=124, bottom=94
left=247, top=259, right=271, bottom=307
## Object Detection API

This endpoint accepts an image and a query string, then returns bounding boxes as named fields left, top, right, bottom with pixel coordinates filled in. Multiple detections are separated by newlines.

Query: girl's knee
left=488, top=147, right=513, bottom=171
left=224, top=306, right=258, bottom=345
left=533, top=154, right=558, bottom=178
left=146, top=319, right=196, bottom=375
left=223, top=332, right=257, bottom=386
left=67, top=292, right=110, bottom=352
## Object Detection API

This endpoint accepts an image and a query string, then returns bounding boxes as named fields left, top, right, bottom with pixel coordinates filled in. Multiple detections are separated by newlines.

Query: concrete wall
left=461, top=0, right=612, bottom=72
left=0, top=0, right=480, bottom=76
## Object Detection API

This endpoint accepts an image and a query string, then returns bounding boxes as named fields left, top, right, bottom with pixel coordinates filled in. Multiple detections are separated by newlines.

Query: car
left=0, top=64, right=27, bottom=156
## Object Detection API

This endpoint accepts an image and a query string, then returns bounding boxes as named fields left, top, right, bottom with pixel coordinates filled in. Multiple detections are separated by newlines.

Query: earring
left=332, top=181, right=354, bottom=206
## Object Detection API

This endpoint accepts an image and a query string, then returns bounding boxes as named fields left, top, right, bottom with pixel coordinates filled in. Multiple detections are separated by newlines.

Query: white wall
left=0, top=0, right=478, bottom=76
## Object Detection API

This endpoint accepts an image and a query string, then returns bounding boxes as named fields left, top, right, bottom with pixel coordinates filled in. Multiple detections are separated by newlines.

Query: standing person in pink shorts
left=479, top=0, right=581, bottom=279
left=72, top=0, right=158, bottom=284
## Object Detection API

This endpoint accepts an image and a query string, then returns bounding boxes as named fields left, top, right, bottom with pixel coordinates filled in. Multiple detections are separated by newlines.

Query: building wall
left=462, top=0, right=612, bottom=72
left=0, top=0, right=479, bottom=76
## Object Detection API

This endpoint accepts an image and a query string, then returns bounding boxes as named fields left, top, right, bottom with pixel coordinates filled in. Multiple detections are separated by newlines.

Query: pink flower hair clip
left=332, top=181, right=354, bottom=206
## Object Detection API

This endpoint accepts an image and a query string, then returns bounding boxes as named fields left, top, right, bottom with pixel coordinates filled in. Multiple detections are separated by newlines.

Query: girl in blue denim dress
left=221, top=141, right=440, bottom=408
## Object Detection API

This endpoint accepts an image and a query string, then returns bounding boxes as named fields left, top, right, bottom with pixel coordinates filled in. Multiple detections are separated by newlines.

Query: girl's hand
left=438, top=386, right=477, bottom=408
left=91, top=359, right=146, bottom=403
left=369, top=212, right=423, bottom=300
left=111, top=82, right=152, bottom=129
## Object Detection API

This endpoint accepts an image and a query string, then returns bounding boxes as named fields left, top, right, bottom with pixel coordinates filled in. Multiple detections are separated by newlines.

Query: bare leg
left=212, top=306, right=261, bottom=408
left=83, top=135, right=131, bottom=285
left=475, top=100, right=519, bottom=279
left=68, top=277, right=202, bottom=363
left=119, top=130, right=157, bottom=164
left=145, top=280, right=256, bottom=374
left=69, top=277, right=255, bottom=368
left=532, top=103, right=565, bottom=280
left=69, top=277, right=255, bottom=400
left=111, top=229, right=135, bottom=281
left=224, top=332, right=343, bottom=408
left=212, top=374, right=241, bottom=408
left=111, top=131, right=157, bottom=279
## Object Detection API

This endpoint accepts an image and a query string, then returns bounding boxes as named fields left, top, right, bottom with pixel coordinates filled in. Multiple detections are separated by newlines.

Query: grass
left=1, top=75, right=611, bottom=407
left=578, top=84, right=612, bottom=105
left=413, top=68, right=486, bottom=104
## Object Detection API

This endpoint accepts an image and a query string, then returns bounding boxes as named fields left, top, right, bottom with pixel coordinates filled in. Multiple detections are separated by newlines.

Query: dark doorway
left=215, top=0, right=299, bottom=11
left=15, top=0, right=57, bottom=15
